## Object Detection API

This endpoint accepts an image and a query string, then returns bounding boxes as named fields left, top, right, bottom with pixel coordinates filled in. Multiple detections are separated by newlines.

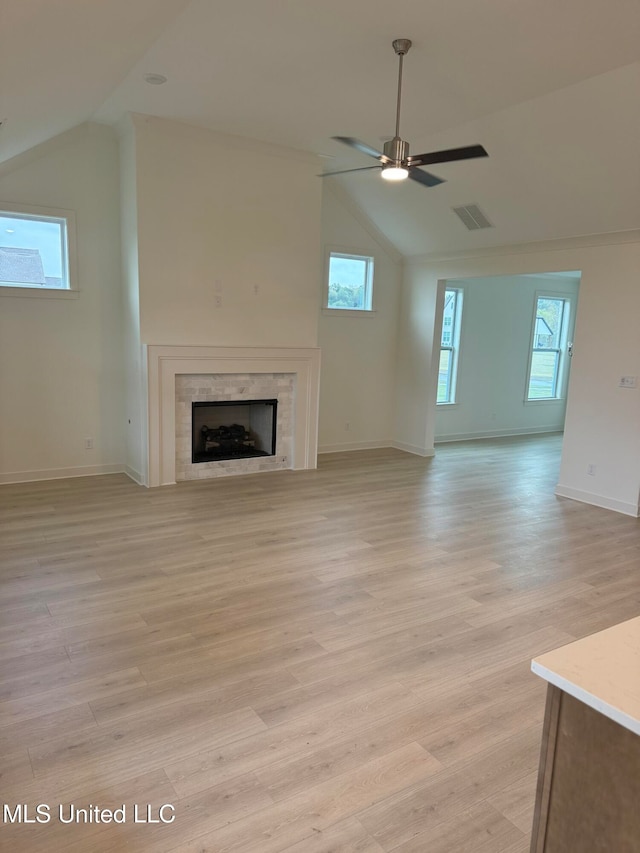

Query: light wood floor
left=1, top=435, right=639, bottom=852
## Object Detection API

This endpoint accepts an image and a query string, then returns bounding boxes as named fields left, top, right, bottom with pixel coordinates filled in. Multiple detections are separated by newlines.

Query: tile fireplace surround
left=176, top=374, right=293, bottom=481
left=145, top=345, right=321, bottom=487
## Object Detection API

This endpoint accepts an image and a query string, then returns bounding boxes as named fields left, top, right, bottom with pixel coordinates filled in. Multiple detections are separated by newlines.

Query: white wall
left=118, top=116, right=146, bottom=484
left=435, top=274, right=580, bottom=441
left=111, top=115, right=325, bottom=483
left=393, top=262, right=441, bottom=457
left=132, top=115, right=322, bottom=348
left=317, top=186, right=402, bottom=452
left=0, top=125, right=124, bottom=483
left=396, top=234, right=640, bottom=515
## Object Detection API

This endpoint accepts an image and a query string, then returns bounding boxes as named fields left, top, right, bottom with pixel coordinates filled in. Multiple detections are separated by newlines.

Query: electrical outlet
left=619, top=375, right=637, bottom=389
left=253, top=284, right=259, bottom=295
left=345, top=422, right=350, bottom=431
left=587, top=463, right=596, bottom=476
left=214, top=294, right=222, bottom=308
left=85, top=438, right=94, bottom=450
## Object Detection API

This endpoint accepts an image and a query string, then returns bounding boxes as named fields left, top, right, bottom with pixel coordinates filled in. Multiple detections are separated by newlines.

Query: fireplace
left=175, top=371, right=295, bottom=481
left=192, top=399, right=277, bottom=463
left=144, top=345, right=320, bottom=486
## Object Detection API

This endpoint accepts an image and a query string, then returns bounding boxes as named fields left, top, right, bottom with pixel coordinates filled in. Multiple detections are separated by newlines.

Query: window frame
left=322, top=247, right=376, bottom=317
left=0, top=202, right=78, bottom=299
left=437, top=286, right=464, bottom=406
left=525, top=291, right=573, bottom=403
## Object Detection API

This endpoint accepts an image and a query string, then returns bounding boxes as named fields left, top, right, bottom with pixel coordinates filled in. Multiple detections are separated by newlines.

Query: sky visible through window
left=438, top=288, right=461, bottom=403
left=0, top=214, right=63, bottom=277
left=527, top=297, right=568, bottom=399
left=330, top=256, right=366, bottom=288
left=327, top=254, right=372, bottom=310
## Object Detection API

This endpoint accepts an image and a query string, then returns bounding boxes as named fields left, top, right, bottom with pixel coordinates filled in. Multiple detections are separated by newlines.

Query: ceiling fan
left=321, top=38, right=488, bottom=187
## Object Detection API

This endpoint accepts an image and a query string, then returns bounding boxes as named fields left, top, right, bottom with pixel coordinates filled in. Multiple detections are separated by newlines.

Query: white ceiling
left=2, top=0, right=640, bottom=256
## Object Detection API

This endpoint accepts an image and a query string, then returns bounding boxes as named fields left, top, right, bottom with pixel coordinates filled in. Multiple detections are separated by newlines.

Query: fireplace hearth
left=192, top=399, right=277, bottom=463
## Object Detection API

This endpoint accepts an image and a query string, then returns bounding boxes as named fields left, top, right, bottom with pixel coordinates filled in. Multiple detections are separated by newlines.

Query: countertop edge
left=531, top=659, right=640, bottom=737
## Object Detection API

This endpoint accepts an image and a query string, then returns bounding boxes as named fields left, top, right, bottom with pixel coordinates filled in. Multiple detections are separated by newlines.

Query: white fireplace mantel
left=145, top=345, right=321, bottom=487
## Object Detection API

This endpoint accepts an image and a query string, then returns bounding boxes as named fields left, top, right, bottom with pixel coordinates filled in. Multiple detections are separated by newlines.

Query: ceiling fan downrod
left=384, top=38, right=412, bottom=164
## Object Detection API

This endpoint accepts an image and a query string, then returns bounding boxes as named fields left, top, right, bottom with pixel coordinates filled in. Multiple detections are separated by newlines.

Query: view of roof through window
left=0, top=213, right=67, bottom=288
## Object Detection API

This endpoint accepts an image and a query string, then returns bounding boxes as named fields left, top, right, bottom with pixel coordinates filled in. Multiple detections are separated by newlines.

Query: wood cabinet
left=531, top=684, right=640, bottom=852
left=530, top=616, right=640, bottom=853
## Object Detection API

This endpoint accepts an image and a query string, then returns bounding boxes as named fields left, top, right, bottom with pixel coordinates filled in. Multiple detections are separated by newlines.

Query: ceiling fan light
left=381, top=165, right=409, bottom=182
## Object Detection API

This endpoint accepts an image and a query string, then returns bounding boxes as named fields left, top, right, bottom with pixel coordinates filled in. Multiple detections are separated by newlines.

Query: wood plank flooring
left=1, top=434, right=639, bottom=852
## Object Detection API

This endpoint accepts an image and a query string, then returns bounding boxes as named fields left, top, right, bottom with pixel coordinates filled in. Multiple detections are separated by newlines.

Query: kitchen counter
left=529, top=616, right=640, bottom=853
left=532, top=614, right=640, bottom=736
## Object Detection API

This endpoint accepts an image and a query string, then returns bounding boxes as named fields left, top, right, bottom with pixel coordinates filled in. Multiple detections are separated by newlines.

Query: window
left=526, top=295, right=571, bottom=400
left=325, top=251, right=374, bottom=312
left=438, top=287, right=463, bottom=404
left=0, top=204, right=76, bottom=296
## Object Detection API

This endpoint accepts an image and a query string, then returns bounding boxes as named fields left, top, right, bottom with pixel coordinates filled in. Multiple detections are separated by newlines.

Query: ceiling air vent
left=452, top=203, right=493, bottom=231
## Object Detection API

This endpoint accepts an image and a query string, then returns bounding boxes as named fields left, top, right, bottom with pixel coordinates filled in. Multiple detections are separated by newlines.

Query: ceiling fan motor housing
left=383, top=136, right=409, bottom=163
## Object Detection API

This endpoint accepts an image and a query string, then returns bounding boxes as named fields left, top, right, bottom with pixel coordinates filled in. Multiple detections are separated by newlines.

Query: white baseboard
left=318, top=440, right=392, bottom=454
left=124, top=466, right=145, bottom=486
left=390, top=441, right=435, bottom=458
left=435, top=426, right=563, bottom=443
left=555, top=484, right=640, bottom=517
left=0, top=463, right=125, bottom=486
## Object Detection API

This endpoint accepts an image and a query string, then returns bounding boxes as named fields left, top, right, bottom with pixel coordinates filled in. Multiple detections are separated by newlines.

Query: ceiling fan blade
left=318, top=165, right=381, bottom=178
left=331, top=136, right=390, bottom=163
left=408, top=167, right=446, bottom=188
left=407, top=144, right=488, bottom=168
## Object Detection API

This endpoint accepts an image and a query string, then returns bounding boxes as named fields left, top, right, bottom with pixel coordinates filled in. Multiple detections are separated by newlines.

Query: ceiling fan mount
left=391, top=38, right=412, bottom=56
left=321, top=38, right=488, bottom=187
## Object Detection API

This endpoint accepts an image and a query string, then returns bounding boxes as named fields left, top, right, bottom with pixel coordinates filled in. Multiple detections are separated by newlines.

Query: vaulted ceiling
left=2, top=0, right=639, bottom=255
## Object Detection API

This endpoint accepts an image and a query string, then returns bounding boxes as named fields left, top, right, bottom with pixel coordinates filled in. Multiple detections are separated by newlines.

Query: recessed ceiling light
left=144, top=73, right=167, bottom=85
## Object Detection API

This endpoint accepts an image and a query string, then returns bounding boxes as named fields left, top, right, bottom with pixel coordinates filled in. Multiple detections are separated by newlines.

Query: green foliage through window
left=326, top=253, right=373, bottom=311
left=438, top=288, right=463, bottom=404
left=527, top=296, right=570, bottom=399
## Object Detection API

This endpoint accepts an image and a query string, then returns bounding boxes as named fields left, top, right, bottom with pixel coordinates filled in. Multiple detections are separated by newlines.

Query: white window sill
left=524, top=397, right=564, bottom=406
left=0, top=286, right=79, bottom=299
left=322, top=308, right=376, bottom=318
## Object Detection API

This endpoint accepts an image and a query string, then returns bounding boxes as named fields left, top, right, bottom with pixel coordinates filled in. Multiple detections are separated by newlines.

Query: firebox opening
left=192, top=399, right=277, bottom=463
